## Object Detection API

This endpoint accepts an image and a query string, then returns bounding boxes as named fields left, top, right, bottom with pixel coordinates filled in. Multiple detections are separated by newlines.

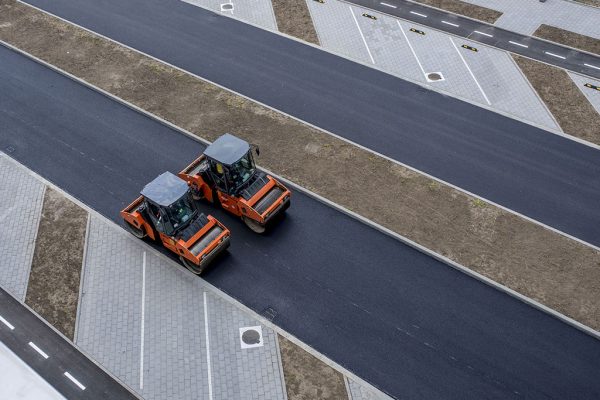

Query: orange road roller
left=121, top=171, right=230, bottom=274
left=178, top=133, right=291, bottom=233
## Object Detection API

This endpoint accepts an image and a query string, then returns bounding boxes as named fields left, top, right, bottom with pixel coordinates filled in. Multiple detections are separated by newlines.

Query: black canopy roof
left=203, top=133, right=250, bottom=166
left=141, top=172, right=188, bottom=207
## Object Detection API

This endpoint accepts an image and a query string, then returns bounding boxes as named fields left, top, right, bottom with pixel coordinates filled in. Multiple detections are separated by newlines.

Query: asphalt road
left=349, top=0, right=600, bottom=78
left=0, top=288, right=138, bottom=399
left=2, top=44, right=600, bottom=400
left=19, top=0, right=600, bottom=248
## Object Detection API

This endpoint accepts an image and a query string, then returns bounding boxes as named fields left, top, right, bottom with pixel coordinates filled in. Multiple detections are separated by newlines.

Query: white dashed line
left=28, top=342, right=49, bottom=359
left=397, top=21, right=426, bottom=76
left=64, top=372, right=86, bottom=390
left=410, top=10, right=427, bottom=17
left=0, top=315, right=15, bottom=330
left=473, top=30, right=493, bottom=37
left=380, top=2, right=397, bottom=8
left=545, top=51, right=566, bottom=60
left=584, top=63, right=600, bottom=70
left=139, top=251, right=146, bottom=390
left=449, top=37, right=491, bottom=105
left=508, top=40, right=528, bottom=48
left=203, top=292, right=214, bottom=400
left=441, top=20, right=459, bottom=27
left=349, top=7, right=376, bottom=64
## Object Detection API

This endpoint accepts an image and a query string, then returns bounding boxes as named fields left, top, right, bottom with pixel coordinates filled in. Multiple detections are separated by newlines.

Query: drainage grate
left=239, top=326, right=264, bottom=349
left=5, top=146, right=15, bottom=154
left=261, top=306, right=278, bottom=322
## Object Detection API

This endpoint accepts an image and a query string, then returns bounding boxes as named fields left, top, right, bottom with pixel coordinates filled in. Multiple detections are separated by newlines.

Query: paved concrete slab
left=463, top=0, right=600, bottom=38
left=0, top=156, right=44, bottom=301
left=306, top=0, right=373, bottom=64
left=182, top=0, right=277, bottom=31
left=346, top=377, right=392, bottom=400
left=77, top=216, right=286, bottom=400
left=308, top=0, right=560, bottom=130
left=569, top=72, right=600, bottom=115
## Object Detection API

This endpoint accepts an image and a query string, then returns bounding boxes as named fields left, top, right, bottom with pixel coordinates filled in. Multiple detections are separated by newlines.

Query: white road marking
left=473, top=30, right=493, bottom=37
left=449, top=37, right=491, bottom=105
left=64, top=372, right=86, bottom=390
left=508, top=40, right=528, bottom=48
left=397, top=21, right=427, bottom=76
left=203, top=292, right=213, bottom=400
left=545, top=51, right=566, bottom=60
left=380, top=2, right=397, bottom=8
left=410, top=10, right=427, bottom=17
left=28, top=342, right=49, bottom=359
left=441, top=20, right=459, bottom=27
left=584, top=63, right=600, bottom=70
left=0, top=315, right=15, bottom=330
left=349, top=7, right=376, bottom=64
left=139, top=251, right=146, bottom=390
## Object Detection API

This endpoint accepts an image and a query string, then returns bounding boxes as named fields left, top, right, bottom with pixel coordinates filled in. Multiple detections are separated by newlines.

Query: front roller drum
left=242, top=216, right=266, bottom=234
left=180, top=256, right=204, bottom=275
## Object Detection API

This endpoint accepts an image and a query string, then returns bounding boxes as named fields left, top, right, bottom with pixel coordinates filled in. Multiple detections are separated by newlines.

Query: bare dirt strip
left=273, top=0, right=320, bottom=45
left=25, top=188, right=88, bottom=340
left=1, top=0, right=600, bottom=334
left=411, top=0, right=502, bottom=24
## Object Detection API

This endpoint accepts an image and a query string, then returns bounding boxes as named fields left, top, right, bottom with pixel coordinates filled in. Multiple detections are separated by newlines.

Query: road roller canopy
left=204, top=133, right=251, bottom=166
left=141, top=171, right=189, bottom=207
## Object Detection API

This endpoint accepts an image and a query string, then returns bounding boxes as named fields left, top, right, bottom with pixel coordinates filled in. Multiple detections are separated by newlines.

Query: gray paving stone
left=0, top=155, right=45, bottom=301
left=569, top=72, right=600, bottom=115
left=76, top=216, right=286, bottom=399
left=463, top=0, right=600, bottom=38
left=182, top=0, right=278, bottom=31
left=346, top=377, right=393, bottom=400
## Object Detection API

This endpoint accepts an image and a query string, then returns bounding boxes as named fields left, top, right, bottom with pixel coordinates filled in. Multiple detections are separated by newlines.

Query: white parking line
left=449, top=37, right=491, bottom=105
left=410, top=10, right=427, bottom=17
left=473, top=30, right=493, bottom=37
left=203, top=292, right=214, bottom=400
left=508, top=40, right=528, bottom=48
left=545, top=51, right=566, bottom=60
left=584, top=63, right=600, bottom=70
left=64, top=372, right=86, bottom=390
left=139, top=251, right=146, bottom=390
left=441, top=20, right=459, bottom=27
left=0, top=315, right=15, bottom=330
left=397, top=21, right=427, bottom=76
left=28, top=342, right=49, bottom=359
left=349, top=7, right=375, bottom=64
left=380, top=2, right=396, bottom=8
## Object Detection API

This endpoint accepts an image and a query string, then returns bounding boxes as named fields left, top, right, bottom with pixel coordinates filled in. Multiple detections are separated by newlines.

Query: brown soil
left=411, top=0, right=502, bottom=24
left=573, top=0, right=600, bottom=7
left=533, top=24, right=600, bottom=56
left=2, top=0, right=600, bottom=332
left=273, top=0, right=319, bottom=45
left=513, top=55, right=600, bottom=145
left=25, top=188, right=88, bottom=340
left=278, top=335, right=348, bottom=399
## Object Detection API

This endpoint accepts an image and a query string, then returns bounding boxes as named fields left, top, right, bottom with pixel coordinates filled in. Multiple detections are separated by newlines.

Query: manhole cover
left=427, top=73, right=442, bottom=81
left=239, top=326, right=264, bottom=349
left=242, top=329, right=261, bottom=345
left=221, top=3, right=233, bottom=11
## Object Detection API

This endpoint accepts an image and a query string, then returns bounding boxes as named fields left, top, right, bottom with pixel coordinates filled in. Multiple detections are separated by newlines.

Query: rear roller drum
left=242, top=216, right=266, bottom=234
left=125, top=221, right=146, bottom=239
left=180, top=256, right=204, bottom=275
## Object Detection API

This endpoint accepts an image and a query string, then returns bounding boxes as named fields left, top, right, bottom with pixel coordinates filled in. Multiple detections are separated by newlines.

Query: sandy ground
left=272, top=0, right=319, bottom=45
left=24, top=188, right=87, bottom=340
left=1, top=0, right=600, bottom=336
left=534, top=24, right=600, bottom=56
left=513, top=55, right=600, bottom=145
left=278, top=335, right=348, bottom=400
left=574, top=0, right=600, bottom=7
left=412, top=0, right=502, bottom=23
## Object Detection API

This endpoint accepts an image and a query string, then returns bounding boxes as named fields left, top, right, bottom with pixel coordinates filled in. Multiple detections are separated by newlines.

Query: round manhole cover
left=427, top=73, right=442, bottom=81
left=241, top=329, right=261, bottom=345
left=221, top=3, right=233, bottom=10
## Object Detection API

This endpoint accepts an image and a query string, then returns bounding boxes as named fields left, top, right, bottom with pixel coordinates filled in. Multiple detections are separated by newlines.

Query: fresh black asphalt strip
left=1, top=44, right=599, bottom=399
